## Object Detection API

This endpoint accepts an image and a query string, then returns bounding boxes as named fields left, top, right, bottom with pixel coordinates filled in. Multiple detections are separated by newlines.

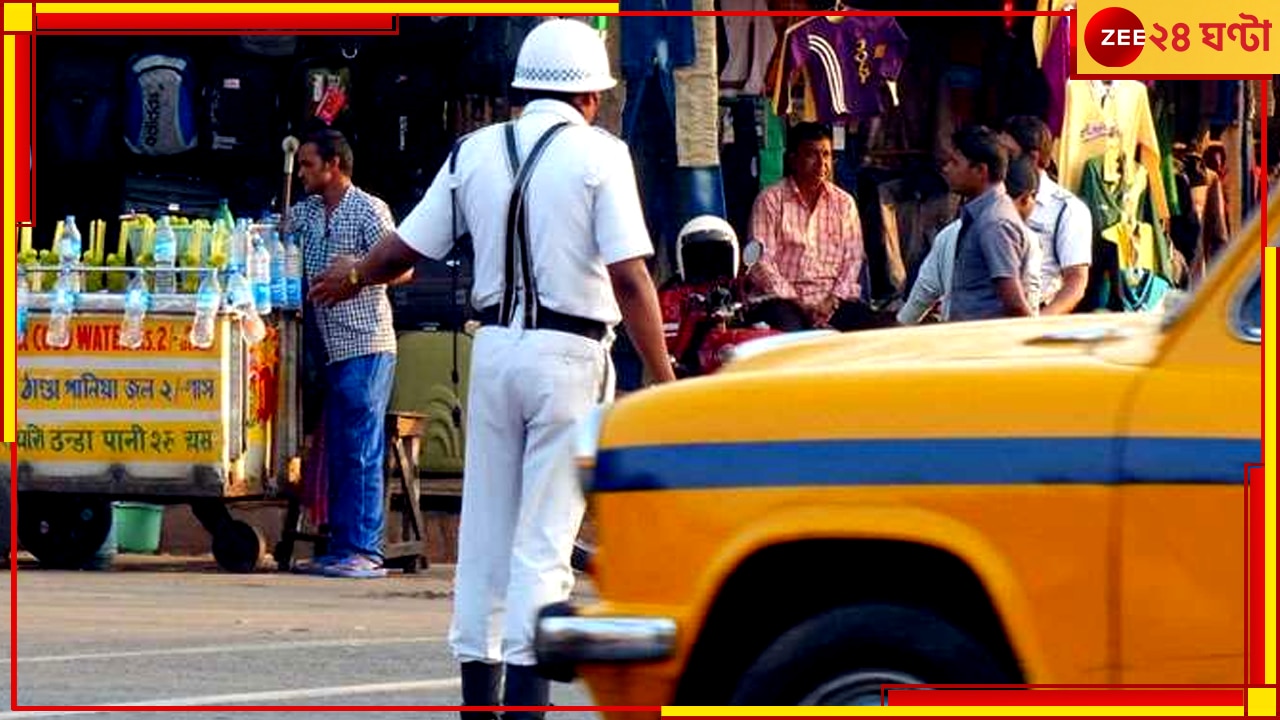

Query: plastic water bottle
left=46, top=269, right=77, bottom=349
left=250, top=230, right=273, bottom=314
left=230, top=218, right=250, bottom=274
left=284, top=233, right=303, bottom=310
left=58, top=214, right=82, bottom=266
left=17, top=267, right=30, bottom=346
left=270, top=229, right=287, bottom=310
left=153, top=215, right=178, bottom=294
left=226, top=270, right=266, bottom=345
left=119, top=273, right=151, bottom=350
left=189, top=270, right=222, bottom=350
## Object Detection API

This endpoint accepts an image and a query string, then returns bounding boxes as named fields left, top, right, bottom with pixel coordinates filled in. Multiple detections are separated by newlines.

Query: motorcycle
left=659, top=216, right=782, bottom=378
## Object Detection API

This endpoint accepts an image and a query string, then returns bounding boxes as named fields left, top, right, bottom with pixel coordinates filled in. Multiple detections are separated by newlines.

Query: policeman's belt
left=476, top=304, right=607, bottom=342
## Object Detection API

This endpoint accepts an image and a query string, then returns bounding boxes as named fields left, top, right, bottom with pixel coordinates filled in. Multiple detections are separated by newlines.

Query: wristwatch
left=347, top=266, right=362, bottom=288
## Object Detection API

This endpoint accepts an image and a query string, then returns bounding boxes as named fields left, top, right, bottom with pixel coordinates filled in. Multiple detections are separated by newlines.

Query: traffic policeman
left=307, top=18, right=676, bottom=719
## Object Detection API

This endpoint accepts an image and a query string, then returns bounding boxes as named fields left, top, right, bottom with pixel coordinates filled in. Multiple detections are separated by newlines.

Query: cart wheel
left=272, top=540, right=295, bottom=572
left=17, top=492, right=114, bottom=570
left=212, top=520, right=266, bottom=574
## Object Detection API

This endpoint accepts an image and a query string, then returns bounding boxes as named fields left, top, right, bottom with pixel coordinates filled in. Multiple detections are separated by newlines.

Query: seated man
left=745, top=122, right=881, bottom=331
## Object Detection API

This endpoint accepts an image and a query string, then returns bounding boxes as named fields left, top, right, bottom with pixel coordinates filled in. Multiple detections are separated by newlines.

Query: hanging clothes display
left=876, top=163, right=959, bottom=297
left=1040, top=10, right=1070, bottom=137
left=1056, top=80, right=1171, bottom=223
left=621, top=0, right=699, bottom=280
left=1033, top=0, right=1071, bottom=66
left=1153, top=93, right=1182, bottom=220
left=1076, top=157, right=1175, bottom=312
left=771, top=14, right=910, bottom=123
left=719, top=0, right=777, bottom=97
left=1058, top=80, right=1176, bottom=313
left=620, top=0, right=697, bottom=139
left=719, top=96, right=764, bottom=241
left=1173, top=151, right=1230, bottom=280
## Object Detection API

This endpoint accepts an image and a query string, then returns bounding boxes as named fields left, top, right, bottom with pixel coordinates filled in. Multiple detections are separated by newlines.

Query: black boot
left=501, top=663, right=551, bottom=720
left=460, top=661, right=503, bottom=720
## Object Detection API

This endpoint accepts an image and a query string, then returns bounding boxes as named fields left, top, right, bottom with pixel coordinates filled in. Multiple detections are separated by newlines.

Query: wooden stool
left=275, top=412, right=429, bottom=573
left=382, top=411, right=428, bottom=573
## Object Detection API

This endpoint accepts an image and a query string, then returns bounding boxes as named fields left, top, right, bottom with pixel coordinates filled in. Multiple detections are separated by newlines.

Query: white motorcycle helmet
left=676, top=215, right=740, bottom=283
left=511, top=19, right=617, bottom=93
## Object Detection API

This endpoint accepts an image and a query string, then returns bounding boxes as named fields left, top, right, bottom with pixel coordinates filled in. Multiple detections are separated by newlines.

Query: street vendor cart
left=14, top=280, right=305, bottom=573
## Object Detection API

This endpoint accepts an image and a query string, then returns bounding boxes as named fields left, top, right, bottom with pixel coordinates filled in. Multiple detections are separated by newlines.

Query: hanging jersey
left=719, top=0, right=778, bottom=96
left=772, top=15, right=909, bottom=122
left=1076, top=155, right=1175, bottom=312
left=1056, top=80, right=1170, bottom=222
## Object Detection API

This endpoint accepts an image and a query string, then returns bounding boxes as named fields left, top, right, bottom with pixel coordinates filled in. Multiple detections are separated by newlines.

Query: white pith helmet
left=511, top=18, right=617, bottom=94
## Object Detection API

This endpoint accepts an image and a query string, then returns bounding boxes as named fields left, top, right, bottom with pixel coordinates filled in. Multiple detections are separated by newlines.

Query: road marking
left=1, top=677, right=461, bottom=716
left=3, top=635, right=445, bottom=664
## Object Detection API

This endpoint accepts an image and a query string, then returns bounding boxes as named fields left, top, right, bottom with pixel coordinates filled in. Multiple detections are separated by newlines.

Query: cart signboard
left=15, top=305, right=287, bottom=498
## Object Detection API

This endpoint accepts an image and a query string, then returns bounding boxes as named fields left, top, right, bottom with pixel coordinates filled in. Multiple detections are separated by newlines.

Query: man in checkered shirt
left=291, top=129, right=411, bottom=579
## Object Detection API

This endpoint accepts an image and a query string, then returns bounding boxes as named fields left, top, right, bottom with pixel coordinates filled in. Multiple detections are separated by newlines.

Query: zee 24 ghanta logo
left=1084, top=6, right=1272, bottom=67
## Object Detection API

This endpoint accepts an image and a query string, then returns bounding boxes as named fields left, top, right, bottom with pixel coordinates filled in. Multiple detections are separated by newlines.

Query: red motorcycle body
left=659, top=281, right=782, bottom=377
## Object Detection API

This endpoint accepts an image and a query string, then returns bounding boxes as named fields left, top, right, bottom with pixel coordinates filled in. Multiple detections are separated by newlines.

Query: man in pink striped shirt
left=746, top=122, right=881, bottom=331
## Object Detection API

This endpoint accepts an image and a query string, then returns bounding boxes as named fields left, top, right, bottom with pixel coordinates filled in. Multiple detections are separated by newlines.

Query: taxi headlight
left=573, top=403, right=611, bottom=493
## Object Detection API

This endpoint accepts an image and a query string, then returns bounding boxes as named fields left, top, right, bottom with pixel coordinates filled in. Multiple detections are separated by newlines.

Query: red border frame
left=7, top=4, right=1272, bottom=714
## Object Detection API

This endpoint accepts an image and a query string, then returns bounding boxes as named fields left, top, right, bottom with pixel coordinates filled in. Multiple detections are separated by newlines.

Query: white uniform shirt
left=397, top=99, right=654, bottom=327
left=1028, top=170, right=1092, bottom=303
left=897, top=219, right=959, bottom=324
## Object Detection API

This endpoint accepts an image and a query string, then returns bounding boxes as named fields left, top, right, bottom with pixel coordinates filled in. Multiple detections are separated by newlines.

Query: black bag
left=356, top=61, right=449, bottom=211
left=206, top=53, right=283, bottom=160
left=40, top=53, right=121, bottom=166
left=389, top=252, right=475, bottom=332
left=235, top=35, right=298, bottom=57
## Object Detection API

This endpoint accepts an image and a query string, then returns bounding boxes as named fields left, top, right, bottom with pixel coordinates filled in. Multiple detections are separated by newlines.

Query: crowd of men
left=746, top=116, right=1093, bottom=330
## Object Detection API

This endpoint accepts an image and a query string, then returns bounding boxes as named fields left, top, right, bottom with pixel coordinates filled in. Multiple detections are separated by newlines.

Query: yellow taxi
left=532, top=190, right=1269, bottom=713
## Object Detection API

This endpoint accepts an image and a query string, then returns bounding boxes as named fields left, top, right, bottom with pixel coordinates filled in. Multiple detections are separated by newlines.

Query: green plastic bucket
left=112, top=502, right=163, bottom=554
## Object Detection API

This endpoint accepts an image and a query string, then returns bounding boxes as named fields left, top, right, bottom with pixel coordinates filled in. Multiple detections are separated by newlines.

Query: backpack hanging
left=206, top=53, right=283, bottom=161
left=123, top=52, right=199, bottom=156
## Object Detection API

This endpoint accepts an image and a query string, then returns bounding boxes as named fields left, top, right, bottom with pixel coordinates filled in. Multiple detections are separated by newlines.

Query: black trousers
left=747, top=298, right=894, bottom=332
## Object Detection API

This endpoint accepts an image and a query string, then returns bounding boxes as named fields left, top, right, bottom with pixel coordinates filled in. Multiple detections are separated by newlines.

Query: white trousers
left=449, top=325, right=614, bottom=666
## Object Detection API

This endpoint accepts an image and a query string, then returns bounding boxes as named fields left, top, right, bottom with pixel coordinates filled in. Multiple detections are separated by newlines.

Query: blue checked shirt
left=293, top=185, right=398, bottom=365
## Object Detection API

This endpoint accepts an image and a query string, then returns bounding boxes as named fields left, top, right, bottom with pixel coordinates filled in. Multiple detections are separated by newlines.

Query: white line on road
left=3, top=635, right=445, bottom=664
left=2, top=677, right=461, bottom=717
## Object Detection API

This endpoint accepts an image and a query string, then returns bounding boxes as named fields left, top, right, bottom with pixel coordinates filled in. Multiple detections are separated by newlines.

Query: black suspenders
left=500, top=120, right=571, bottom=329
left=449, top=120, right=605, bottom=344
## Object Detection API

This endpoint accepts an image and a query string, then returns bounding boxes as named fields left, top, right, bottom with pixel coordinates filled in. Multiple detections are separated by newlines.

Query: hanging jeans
left=323, top=351, right=397, bottom=562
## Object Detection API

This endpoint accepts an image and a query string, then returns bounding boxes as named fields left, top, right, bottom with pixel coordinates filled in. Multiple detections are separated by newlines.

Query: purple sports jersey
left=776, top=15, right=910, bottom=122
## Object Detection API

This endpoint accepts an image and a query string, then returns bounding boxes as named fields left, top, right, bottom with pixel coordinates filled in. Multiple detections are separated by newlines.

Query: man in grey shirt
left=942, top=125, right=1037, bottom=321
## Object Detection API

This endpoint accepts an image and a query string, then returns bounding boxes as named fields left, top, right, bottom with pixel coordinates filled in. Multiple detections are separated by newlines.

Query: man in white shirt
left=307, top=19, right=675, bottom=719
left=899, top=154, right=1042, bottom=323
left=896, top=219, right=959, bottom=323
left=1002, top=115, right=1093, bottom=314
